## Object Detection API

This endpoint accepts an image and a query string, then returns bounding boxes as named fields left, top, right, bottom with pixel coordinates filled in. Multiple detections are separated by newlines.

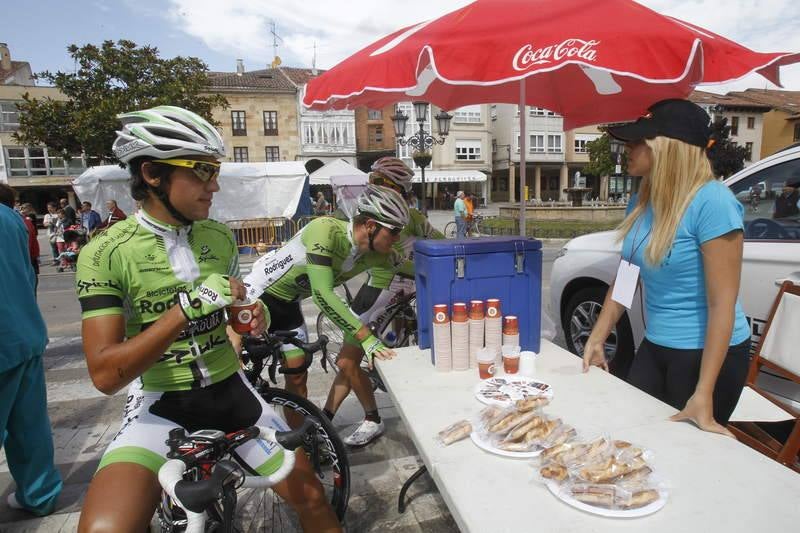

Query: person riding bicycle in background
left=324, top=156, right=445, bottom=447
left=75, top=106, right=340, bottom=533
left=239, top=184, right=410, bottom=402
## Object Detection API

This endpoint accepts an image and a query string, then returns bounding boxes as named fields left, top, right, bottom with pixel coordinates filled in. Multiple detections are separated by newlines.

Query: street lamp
left=391, top=101, right=452, bottom=215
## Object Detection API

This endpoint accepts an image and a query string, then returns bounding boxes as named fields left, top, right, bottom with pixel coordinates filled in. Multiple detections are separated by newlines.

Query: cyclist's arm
left=81, top=308, right=191, bottom=395
left=307, top=260, right=372, bottom=343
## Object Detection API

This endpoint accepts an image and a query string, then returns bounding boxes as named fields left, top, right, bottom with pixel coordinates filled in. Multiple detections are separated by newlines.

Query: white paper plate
left=474, top=376, right=554, bottom=407
left=470, top=431, right=543, bottom=459
left=544, top=479, right=667, bottom=518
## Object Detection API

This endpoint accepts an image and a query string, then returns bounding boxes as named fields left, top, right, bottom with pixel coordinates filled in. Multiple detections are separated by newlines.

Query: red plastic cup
left=503, top=315, right=519, bottom=335
left=433, top=304, right=450, bottom=324
left=469, top=300, right=485, bottom=320
left=229, top=300, right=259, bottom=334
left=452, top=302, right=468, bottom=322
left=486, top=298, right=501, bottom=319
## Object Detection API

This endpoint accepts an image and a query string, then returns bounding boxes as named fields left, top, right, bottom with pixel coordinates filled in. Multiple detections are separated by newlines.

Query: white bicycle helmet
left=356, top=184, right=410, bottom=228
left=112, top=105, right=226, bottom=163
left=369, top=157, right=414, bottom=194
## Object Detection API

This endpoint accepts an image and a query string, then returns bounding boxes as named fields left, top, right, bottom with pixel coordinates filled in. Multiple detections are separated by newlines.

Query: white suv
left=550, top=144, right=800, bottom=401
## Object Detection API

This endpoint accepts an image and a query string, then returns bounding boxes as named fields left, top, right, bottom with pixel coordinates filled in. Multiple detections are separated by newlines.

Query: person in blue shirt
left=453, top=190, right=467, bottom=238
left=0, top=184, right=62, bottom=516
left=80, top=201, right=102, bottom=232
left=582, top=100, right=751, bottom=436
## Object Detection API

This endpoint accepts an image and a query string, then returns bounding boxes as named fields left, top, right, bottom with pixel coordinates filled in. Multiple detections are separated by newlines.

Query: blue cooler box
left=414, top=237, right=542, bottom=363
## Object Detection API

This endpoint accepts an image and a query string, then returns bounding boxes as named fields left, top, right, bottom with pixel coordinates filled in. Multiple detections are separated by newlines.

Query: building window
left=3, top=146, right=86, bottom=176
left=530, top=107, right=556, bottom=117
left=745, top=142, right=753, bottom=161
left=492, top=139, right=497, bottom=154
left=547, top=134, right=562, bottom=153
left=455, top=139, right=482, bottom=161
left=730, top=116, right=739, bottom=136
left=747, top=116, right=755, bottom=129
left=454, top=105, right=482, bottom=123
left=0, top=101, right=20, bottom=132
left=263, top=111, right=278, bottom=135
left=265, top=146, right=280, bottom=162
left=529, top=134, right=545, bottom=153
left=368, top=125, right=384, bottom=146
left=367, top=109, right=382, bottom=120
left=231, top=111, right=247, bottom=136
left=491, top=105, right=497, bottom=121
left=574, top=133, right=600, bottom=154
left=233, top=146, right=249, bottom=162
left=794, top=123, right=800, bottom=142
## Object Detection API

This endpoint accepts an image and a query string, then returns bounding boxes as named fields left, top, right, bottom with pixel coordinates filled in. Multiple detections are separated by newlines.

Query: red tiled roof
left=729, top=89, right=800, bottom=115
left=206, top=68, right=296, bottom=92
left=278, top=67, right=327, bottom=87
left=689, top=89, right=771, bottom=109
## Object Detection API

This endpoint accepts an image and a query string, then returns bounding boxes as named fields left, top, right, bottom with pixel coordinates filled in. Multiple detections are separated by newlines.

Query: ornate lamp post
left=609, top=137, right=626, bottom=200
left=391, top=101, right=453, bottom=215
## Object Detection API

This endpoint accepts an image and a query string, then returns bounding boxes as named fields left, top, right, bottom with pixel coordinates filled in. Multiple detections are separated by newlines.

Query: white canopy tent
left=308, top=158, right=366, bottom=186
left=72, top=162, right=308, bottom=223
left=330, top=174, right=369, bottom=219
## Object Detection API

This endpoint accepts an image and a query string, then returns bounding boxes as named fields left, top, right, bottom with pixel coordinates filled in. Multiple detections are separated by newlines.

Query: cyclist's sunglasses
left=152, top=159, right=221, bottom=182
left=374, top=219, right=403, bottom=236
left=370, top=175, right=404, bottom=194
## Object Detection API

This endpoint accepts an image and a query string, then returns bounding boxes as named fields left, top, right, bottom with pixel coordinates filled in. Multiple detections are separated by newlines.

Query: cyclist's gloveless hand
left=361, top=334, right=396, bottom=369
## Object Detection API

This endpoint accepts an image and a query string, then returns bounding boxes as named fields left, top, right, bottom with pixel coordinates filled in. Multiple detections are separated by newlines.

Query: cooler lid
left=414, top=236, right=542, bottom=256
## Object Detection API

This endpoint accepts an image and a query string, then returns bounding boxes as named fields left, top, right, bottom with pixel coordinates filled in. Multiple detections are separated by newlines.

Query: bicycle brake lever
left=268, top=354, right=278, bottom=384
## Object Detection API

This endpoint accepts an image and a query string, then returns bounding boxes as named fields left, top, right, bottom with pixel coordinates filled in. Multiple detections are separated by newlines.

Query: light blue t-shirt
left=621, top=180, right=750, bottom=350
left=454, top=198, right=466, bottom=217
left=0, top=204, right=48, bottom=372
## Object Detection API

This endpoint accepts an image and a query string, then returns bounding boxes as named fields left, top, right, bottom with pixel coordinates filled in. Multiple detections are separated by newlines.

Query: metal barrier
left=226, top=217, right=297, bottom=255
left=295, top=216, right=319, bottom=230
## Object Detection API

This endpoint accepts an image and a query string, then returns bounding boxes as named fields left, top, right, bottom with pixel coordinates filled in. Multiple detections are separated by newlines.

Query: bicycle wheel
left=316, top=311, right=343, bottom=370
left=375, top=295, right=417, bottom=348
left=444, top=221, right=457, bottom=239
left=260, top=389, right=350, bottom=522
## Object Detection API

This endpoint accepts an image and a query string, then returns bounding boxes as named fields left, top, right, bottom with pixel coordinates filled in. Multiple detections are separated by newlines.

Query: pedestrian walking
left=0, top=184, right=63, bottom=516
left=43, top=202, right=59, bottom=264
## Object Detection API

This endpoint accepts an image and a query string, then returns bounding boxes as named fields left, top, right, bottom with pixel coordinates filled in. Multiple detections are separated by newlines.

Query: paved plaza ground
left=0, top=208, right=565, bottom=532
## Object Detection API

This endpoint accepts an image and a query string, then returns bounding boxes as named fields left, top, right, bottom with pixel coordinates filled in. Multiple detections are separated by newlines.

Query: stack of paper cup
left=484, top=298, right=503, bottom=354
left=502, top=315, right=520, bottom=347
left=468, top=300, right=485, bottom=369
left=432, top=304, right=452, bottom=372
left=451, top=302, right=470, bottom=371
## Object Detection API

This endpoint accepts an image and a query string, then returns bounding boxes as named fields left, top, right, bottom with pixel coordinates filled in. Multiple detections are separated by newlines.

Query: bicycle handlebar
left=159, top=421, right=318, bottom=532
left=242, top=332, right=329, bottom=382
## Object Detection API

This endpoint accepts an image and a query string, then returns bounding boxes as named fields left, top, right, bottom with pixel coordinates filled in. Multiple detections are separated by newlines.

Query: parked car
left=550, top=144, right=800, bottom=405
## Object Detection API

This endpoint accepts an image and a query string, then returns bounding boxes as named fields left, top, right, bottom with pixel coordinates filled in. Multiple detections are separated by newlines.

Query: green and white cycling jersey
left=76, top=210, right=241, bottom=392
left=243, top=216, right=404, bottom=338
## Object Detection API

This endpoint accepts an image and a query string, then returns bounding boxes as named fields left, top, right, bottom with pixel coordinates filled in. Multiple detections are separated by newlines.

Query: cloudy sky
left=4, top=0, right=800, bottom=94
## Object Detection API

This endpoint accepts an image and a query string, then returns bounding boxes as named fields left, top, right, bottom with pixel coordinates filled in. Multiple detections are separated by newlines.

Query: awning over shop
left=411, top=170, right=487, bottom=183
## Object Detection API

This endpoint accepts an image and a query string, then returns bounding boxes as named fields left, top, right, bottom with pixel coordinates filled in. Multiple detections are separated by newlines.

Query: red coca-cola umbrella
left=303, top=0, right=799, bottom=229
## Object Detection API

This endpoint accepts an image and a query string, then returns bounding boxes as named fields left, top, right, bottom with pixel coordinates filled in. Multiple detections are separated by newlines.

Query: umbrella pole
left=519, top=77, right=527, bottom=237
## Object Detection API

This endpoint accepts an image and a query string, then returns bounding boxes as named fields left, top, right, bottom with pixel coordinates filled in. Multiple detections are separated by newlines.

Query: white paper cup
left=519, top=351, right=537, bottom=377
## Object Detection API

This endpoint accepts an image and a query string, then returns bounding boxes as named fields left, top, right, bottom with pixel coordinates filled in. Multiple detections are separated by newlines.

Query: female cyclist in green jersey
left=76, top=106, right=340, bottom=532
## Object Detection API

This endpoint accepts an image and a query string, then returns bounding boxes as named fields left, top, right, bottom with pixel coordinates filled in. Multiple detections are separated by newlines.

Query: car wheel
left=563, top=286, right=635, bottom=378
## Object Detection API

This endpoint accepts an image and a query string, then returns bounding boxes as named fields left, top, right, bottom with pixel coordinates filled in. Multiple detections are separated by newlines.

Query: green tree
left=584, top=133, right=625, bottom=178
left=14, top=40, right=228, bottom=164
left=707, top=116, right=748, bottom=178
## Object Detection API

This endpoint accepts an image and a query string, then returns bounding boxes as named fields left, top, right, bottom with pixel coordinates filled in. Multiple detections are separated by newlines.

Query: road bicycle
left=156, top=330, right=350, bottom=532
left=444, top=213, right=484, bottom=238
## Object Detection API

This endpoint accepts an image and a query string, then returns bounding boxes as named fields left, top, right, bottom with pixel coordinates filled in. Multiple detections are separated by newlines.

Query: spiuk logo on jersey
left=198, top=244, right=219, bottom=263
left=77, top=278, right=123, bottom=295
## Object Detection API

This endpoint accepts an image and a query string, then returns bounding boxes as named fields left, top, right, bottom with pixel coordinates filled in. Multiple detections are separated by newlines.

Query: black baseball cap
left=606, top=99, right=712, bottom=148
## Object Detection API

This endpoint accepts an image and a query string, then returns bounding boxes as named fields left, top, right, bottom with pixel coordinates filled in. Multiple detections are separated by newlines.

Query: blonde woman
left=583, top=100, right=751, bottom=436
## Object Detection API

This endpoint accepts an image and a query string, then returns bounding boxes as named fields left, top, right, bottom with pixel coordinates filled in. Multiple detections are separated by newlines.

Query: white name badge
left=611, top=260, right=640, bottom=309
